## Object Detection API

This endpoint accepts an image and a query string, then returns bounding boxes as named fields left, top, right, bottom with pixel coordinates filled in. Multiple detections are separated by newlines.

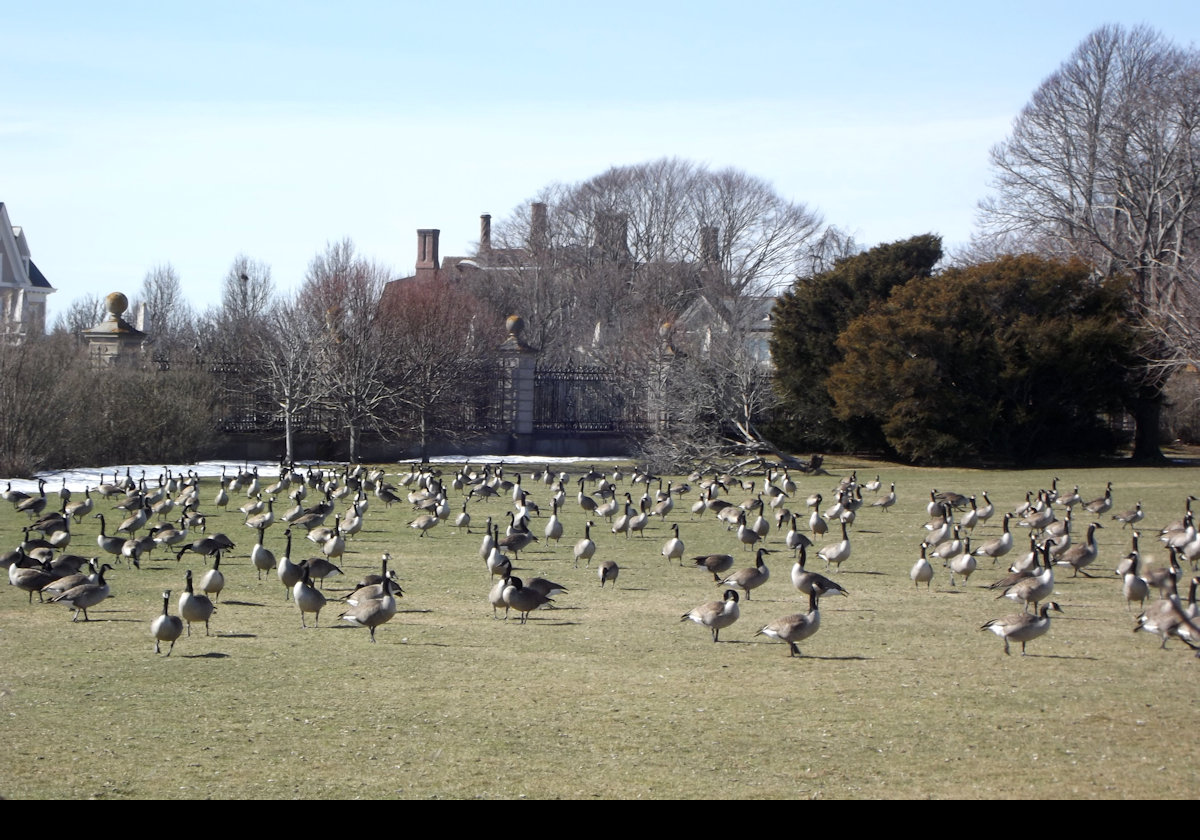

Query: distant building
left=0, top=203, right=55, bottom=339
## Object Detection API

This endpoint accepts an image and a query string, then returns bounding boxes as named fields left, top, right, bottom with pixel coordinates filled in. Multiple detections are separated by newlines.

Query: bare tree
left=133, top=263, right=194, bottom=353
left=51, top=293, right=107, bottom=337
left=299, top=239, right=398, bottom=463
left=255, top=293, right=326, bottom=464
left=979, top=24, right=1200, bottom=458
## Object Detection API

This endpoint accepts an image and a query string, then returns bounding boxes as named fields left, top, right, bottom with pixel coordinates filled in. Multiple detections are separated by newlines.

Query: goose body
left=974, top=513, right=1013, bottom=563
left=790, top=545, right=848, bottom=598
left=339, top=576, right=398, bottom=641
left=573, top=522, right=596, bottom=568
left=757, top=589, right=821, bottom=656
left=151, top=589, right=184, bottom=655
left=910, top=544, right=934, bottom=589
left=682, top=589, right=740, bottom=642
left=661, top=523, right=685, bottom=565
left=817, top=521, right=851, bottom=571
left=293, top=564, right=328, bottom=628
left=49, top=563, right=112, bottom=621
left=598, top=559, right=619, bottom=588
left=717, top=548, right=771, bottom=600
left=198, top=551, right=225, bottom=601
left=982, top=602, right=1063, bottom=655
left=179, top=569, right=215, bottom=636
left=502, top=575, right=553, bottom=625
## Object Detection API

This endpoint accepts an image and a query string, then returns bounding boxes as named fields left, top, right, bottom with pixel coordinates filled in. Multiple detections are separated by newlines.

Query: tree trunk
left=1130, top=389, right=1165, bottom=461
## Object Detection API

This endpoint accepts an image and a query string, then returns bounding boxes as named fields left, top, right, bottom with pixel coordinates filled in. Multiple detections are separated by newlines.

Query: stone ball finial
left=106, top=292, right=129, bottom=319
left=506, top=314, right=525, bottom=336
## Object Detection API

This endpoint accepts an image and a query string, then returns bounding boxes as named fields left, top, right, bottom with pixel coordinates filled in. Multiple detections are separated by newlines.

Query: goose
left=1112, top=501, right=1144, bottom=529
left=250, top=526, right=275, bottom=581
left=525, top=576, right=568, bottom=601
left=973, top=513, right=1014, bottom=564
left=485, top=526, right=511, bottom=579
left=1134, top=569, right=1200, bottom=651
left=339, top=576, right=399, bottom=641
left=910, top=544, right=934, bottom=589
left=982, top=602, right=1063, bottom=656
left=179, top=569, right=216, bottom=636
left=478, top=517, right=495, bottom=561
left=661, top=523, right=685, bottom=565
left=1000, top=541, right=1055, bottom=613
left=1122, top=552, right=1150, bottom=611
left=717, top=547, right=771, bottom=600
left=502, top=575, right=554, bottom=625
left=15, top=478, right=48, bottom=518
left=196, top=551, right=226, bottom=603
left=756, top=588, right=822, bottom=657
left=489, top=568, right=514, bottom=619
left=408, top=513, right=440, bottom=537
left=41, top=558, right=100, bottom=598
left=321, top=516, right=345, bottom=560
left=627, top=503, right=650, bottom=538
left=735, top=511, right=761, bottom=551
left=245, top=497, right=275, bottom=531
left=786, top=514, right=813, bottom=555
left=1084, top=482, right=1114, bottom=516
left=650, top=484, right=675, bottom=520
left=151, top=589, right=184, bottom=655
left=354, top=553, right=392, bottom=591
left=94, top=514, right=126, bottom=558
left=692, top=552, right=735, bottom=578
left=598, top=559, right=619, bottom=588
left=577, top=478, right=598, bottom=514
left=975, top=492, right=995, bottom=524
left=1057, top=522, right=1102, bottom=578
left=817, top=521, right=852, bottom=571
left=65, top=488, right=94, bottom=524
left=277, top=530, right=303, bottom=600
left=115, top=500, right=150, bottom=536
left=573, top=521, right=596, bottom=568
left=790, top=544, right=848, bottom=598
left=681, top=589, right=740, bottom=642
left=960, top=496, right=980, bottom=531
left=347, top=569, right=404, bottom=606
left=870, top=484, right=896, bottom=513
left=48, top=563, right=112, bottom=621
left=304, top=556, right=343, bottom=589
left=9, top=558, right=56, bottom=603
left=595, top=493, right=621, bottom=522
left=946, top=537, right=976, bottom=586
left=293, top=563, right=328, bottom=628
left=542, top=500, right=563, bottom=545
left=454, top=500, right=472, bottom=533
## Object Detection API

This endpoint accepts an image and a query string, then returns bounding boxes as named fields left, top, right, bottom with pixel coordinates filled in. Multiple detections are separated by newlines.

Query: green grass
left=2, top=456, right=1198, bottom=799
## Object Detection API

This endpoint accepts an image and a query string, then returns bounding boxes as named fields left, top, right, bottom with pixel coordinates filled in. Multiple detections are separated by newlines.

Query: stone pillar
left=647, top=321, right=676, bottom=430
left=82, top=291, right=148, bottom=365
left=497, top=314, right=537, bottom=442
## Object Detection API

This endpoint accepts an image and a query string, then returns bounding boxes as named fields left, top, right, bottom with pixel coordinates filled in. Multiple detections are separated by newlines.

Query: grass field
left=2, top=456, right=1198, bottom=799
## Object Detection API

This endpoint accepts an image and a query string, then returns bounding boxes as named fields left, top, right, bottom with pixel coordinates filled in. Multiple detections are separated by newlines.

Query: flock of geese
left=3, top=461, right=1200, bottom=663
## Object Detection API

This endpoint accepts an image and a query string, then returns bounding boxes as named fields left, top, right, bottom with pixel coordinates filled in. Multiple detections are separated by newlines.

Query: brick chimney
left=530, top=202, right=548, bottom=256
left=700, top=226, right=720, bottom=266
left=479, top=214, right=492, bottom=255
left=416, top=229, right=440, bottom=282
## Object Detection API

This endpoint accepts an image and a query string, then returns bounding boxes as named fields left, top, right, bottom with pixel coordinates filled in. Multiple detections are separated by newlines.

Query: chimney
left=700, top=226, right=720, bottom=266
left=416, top=228, right=440, bottom=282
left=479, top=214, right=492, bottom=255
left=530, top=202, right=548, bottom=256
left=595, top=212, right=630, bottom=264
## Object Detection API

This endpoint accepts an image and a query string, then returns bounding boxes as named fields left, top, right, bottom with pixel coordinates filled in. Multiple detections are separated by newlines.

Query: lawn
left=1, top=456, right=1197, bottom=799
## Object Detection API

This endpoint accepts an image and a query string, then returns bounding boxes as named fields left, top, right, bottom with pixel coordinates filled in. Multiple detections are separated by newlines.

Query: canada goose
left=735, top=512, right=761, bottom=551
left=497, top=520, right=539, bottom=559
left=974, top=514, right=1014, bottom=563
left=408, top=513, right=440, bottom=537
left=1122, top=552, right=1150, bottom=611
left=502, top=575, right=554, bottom=625
left=661, top=523, right=685, bottom=565
left=1112, top=501, right=1144, bottom=529
left=525, top=576, right=568, bottom=600
left=786, top=514, right=813, bottom=555
left=911, top=544, right=934, bottom=589
left=41, top=558, right=99, bottom=597
left=717, top=547, right=772, bottom=600
left=115, top=500, right=150, bottom=536
left=871, top=484, right=897, bottom=513
left=1133, top=569, right=1200, bottom=651
left=65, top=488, right=94, bottom=524
left=94, top=514, right=126, bottom=557
left=818, top=521, right=852, bottom=571
left=214, top=475, right=230, bottom=510
left=946, top=537, right=976, bottom=586
left=1000, top=541, right=1055, bottom=613
left=627, top=504, right=650, bottom=538
left=1057, top=522, right=1102, bottom=578
left=790, top=544, right=848, bottom=598
left=305, top=556, right=343, bottom=589
left=151, top=589, right=184, bottom=655
left=691, top=552, right=735, bottom=578
left=682, top=589, right=740, bottom=642
left=1084, top=482, right=1114, bottom=516
left=9, top=557, right=55, bottom=603
left=15, top=478, right=48, bottom=518
left=179, top=569, right=216, bottom=636
left=574, top=521, right=597, bottom=568
left=650, top=485, right=674, bottom=520
left=277, top=530, right=303, bottom=600
left=757, top=588, right=822, bottom=657
left=975, top=492, right=995, bottom=523
left=598, top=559, right=619, bottom=588
left=340, top=576, right=399, bottom=641
left=982, top=601, right=1064, bottom=656
left=245, top=497, right=275, bottom=531
left=250, top=526, right=275, bottom=581
left=489, top=568, right=514, bottom=618
left=577, top=478, right=598, bottom=514
left=293, top=563, right=328, bottom=628
left=48, top=563, right=112, bottom=621
left=321, top=517, right=346, bottom=560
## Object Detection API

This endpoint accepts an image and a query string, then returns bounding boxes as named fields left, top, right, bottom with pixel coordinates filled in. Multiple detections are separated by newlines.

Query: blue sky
left=5, top=1, right=1200, bottom=322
